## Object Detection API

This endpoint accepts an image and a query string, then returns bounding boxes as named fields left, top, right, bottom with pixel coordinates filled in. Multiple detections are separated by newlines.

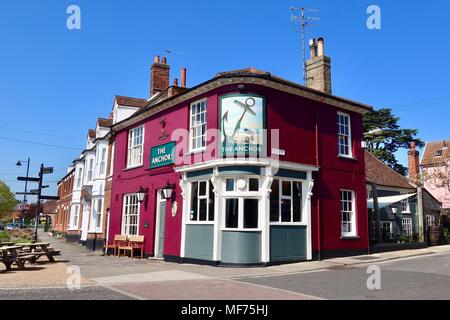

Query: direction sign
left=17, top=177, right=40, bottom=182
left=40, top=195, right=60, bottom=201
left=30, top=189, right=41, bottom=194
left=16, top=191, right=38, bottom=196
left=42, top=167, right=54, bottom=174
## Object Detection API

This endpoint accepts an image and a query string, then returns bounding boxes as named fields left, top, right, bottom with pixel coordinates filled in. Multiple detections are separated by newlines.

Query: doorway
left=154, top=191, right=167, bottom=258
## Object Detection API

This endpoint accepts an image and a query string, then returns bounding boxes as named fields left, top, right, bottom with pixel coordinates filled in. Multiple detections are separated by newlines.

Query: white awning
left=367, top=193, right=416, bottom=209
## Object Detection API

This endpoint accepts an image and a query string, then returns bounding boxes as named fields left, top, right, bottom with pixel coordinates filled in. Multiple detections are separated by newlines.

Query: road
left=1, top=231, right=450, bottom=300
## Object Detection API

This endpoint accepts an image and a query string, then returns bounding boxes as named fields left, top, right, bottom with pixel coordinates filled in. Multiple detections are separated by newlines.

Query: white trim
left=340, top=189, right=357, bottom=237
left=121, top=193, right=140, bottom=236
left=154, top=191, right=167, bottom=257
left=180, top=173, right=188, bottom=258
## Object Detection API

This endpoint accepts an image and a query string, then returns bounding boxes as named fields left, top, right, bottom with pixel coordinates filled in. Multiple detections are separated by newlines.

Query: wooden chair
left=104, top=235, right=128, bottom=257
left=118, top=235, right=145, bottom=259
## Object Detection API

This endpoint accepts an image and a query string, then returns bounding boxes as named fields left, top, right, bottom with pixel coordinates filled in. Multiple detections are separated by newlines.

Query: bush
left=397, top=233, right=412, bottom=243
left=0, top=229, right=33, bottom=243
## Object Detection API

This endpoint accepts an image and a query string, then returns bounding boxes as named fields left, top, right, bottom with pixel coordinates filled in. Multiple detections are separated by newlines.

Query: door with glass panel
left=155, top=191, right=166, bottom=258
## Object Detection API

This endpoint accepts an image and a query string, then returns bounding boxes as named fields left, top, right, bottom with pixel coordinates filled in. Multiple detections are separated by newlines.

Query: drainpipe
left=371, top=182, right=382, bottom=245
left=104, top=208, right=110, bottom=255
left=315, top=107, right=321, bottom=260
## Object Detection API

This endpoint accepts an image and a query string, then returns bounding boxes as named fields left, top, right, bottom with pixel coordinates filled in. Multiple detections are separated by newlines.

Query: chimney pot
left=161, top=56, right=167, bottom=64
left=154, top=55, right=160, bottom=63
left=317, top=37, right=325, bottom=56
left=173, top=78, right=179, bottom=86
left=309, top=39, right=317, bottom=58
left=181, top=67, right=187, bottom=87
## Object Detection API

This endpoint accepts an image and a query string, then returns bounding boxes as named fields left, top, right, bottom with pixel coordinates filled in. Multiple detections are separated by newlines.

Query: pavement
left=1, top=230, right=450, bottom=300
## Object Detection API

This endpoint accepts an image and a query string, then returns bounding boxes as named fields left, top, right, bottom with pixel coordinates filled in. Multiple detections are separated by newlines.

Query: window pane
left=281, top=199, right=291, bottom=222
left=190, top=182, right=198, bottom=220
left=249, top=178, right=259, bottom=191
left=199, top=199, right=207, bottom=221
left=244, top=199, right=258, bottom=229
left=199, top=181, right=207, bottom=196
left=225, top=198, right=239, bottom=228
left=208, top=185, right=215, bottom=221
left=270, top=180, right=280, bottom=222
left=226, top=178, right=234, bottom=191
left=282, top=181, right=291, bottom=196
left=293, top=182, right=302, bottom=222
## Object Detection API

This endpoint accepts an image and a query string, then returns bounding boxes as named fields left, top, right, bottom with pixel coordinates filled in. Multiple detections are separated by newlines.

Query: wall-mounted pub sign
left=150, top=141, right=176, bottom=169
left=219, top=94, right=265, bottom=157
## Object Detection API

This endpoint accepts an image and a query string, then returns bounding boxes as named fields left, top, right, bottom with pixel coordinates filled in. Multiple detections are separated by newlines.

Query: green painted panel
left=222, top=231, right=261, bottom=264
left=185, top=224, right=214, bottom=261
left=270, top=226, right=306, bottom=262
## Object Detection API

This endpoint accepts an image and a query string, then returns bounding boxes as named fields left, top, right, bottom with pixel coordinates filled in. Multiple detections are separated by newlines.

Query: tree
left=0, top=180, right=18, bottom=219
left=363, top=108, right=425, bottom=176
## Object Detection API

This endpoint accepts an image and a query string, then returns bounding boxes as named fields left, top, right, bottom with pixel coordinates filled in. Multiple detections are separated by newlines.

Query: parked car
left=5, top=223, right=21, bottom=231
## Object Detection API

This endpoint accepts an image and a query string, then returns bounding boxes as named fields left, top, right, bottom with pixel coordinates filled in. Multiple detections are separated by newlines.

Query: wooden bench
left=104, top=235, right=128, bottom=256
left=118, top=235, right=145, bottom=259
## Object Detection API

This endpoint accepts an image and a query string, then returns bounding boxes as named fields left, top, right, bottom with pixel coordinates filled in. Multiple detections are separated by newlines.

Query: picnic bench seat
left=118, top=235, right=145, bottom=259
left=104, top=235, right=128, bottom=256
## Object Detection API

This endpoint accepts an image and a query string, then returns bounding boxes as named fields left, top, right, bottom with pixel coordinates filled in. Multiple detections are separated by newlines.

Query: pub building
left=108, top=38, right=372, bottom=265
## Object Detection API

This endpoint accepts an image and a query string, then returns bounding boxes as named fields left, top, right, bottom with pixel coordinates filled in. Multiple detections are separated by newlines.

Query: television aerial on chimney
left=165, top=49, right=184, bottom=55
left=290, top=6, right=320, bottom=85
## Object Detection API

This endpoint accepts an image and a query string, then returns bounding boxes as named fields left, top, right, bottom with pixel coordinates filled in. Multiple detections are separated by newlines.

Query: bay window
left=270, top=179, right=302, bottom=223
left=127, top=126, right=144, bottom=168
left=87, top=159, right=94, bottom=182
left=190, top=180, right=214, bottom=222
left=70, top=205, right=79, bottom=229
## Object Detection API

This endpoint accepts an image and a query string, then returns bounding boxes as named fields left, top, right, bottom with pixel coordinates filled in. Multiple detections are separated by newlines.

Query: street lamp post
left=16, top=158, right=30, bottom=227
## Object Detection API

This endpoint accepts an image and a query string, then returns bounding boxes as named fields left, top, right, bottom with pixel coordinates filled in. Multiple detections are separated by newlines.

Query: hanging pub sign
left=150, top=141, right=176, bottom=169
left=219, top=94, right=265, bottom=157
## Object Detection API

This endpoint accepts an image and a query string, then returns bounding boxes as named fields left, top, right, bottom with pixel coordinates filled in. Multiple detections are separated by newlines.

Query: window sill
left=186, top=222, right=215, bottom=225
left=124, top=164, right=143, bottom=171
left=338, top=155, right=357, bottom=161
left=221, top=228, right=262, bottom=232
left=270, top=222, right=307, bottom=227
left=186, top=148, right=207, bottom=156
left=341, top=235, right=360, bottom=240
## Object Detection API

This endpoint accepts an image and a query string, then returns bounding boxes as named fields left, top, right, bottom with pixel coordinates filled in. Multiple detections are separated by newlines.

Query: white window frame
left=188, top=180, right=215, bottom=224
left=70, top=205, right=79, bottom=229
left=189, top=99, right=207, bottom=153
left=402, top=218, right=413, bottom=236
left=76, top=167, right=83, bottom=188
left=340, top=189, right=357, bottom=237
left=127, top=126, right=144, bottom=168
left=401, top=199, right=410, bottom=213
left=91, top=198, right=103, bottom=232
left=122, top=194, right=140, bottom=236
left=99, top=147, right=107, bottom=176
left=87, top=158, right=94, bottom=182
left=221, top=177, right=261, bottom=231
left=337, top=112, right=353, bottom=158
left=270, top=179, right=304, bottom=225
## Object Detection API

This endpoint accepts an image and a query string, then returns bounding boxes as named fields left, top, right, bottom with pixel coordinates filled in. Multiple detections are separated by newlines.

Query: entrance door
left=155, top=191, right=166, bottom=258
left=80, top=207, right=90, bottom=241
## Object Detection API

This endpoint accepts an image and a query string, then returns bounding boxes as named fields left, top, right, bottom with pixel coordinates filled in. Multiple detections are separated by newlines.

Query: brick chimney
left=306, top=37, right=332, bottom=94
left=408, top=141, right=420, bottom=184
left=150, top=55, right=170, bottom=97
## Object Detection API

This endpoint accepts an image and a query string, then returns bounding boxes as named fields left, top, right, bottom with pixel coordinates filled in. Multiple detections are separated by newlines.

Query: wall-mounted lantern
left=136, top=186, right=148, bottom=203
left=162, top=182, right=175, bottom=200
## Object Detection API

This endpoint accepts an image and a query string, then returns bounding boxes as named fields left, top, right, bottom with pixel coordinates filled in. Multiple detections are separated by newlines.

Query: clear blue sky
left=1, top=0, right=449, bottom=201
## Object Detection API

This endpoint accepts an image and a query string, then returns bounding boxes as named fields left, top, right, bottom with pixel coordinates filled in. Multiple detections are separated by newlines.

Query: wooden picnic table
left=15, top=242, right=60, bottom=263
left=0, top=242, right=15, bottom=246
left=0, top=245, right=34, bottom=271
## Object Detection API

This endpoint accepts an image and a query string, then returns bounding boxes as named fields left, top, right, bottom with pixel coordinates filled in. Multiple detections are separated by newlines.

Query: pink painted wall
left=109, top=83, right=368, bottom=258
left=423, top=166, right=450, bottom=209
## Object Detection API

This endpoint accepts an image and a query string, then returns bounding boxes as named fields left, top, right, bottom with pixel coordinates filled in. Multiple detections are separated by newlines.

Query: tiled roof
left=115, top=95, right=148, bottom=108
left=365, top=151, right=414, bottom=189
left=88, top=129, right=96, bottom=139
left=97, top=118, right=113, bottom=127
left=420, top=140, right=450, bottom=167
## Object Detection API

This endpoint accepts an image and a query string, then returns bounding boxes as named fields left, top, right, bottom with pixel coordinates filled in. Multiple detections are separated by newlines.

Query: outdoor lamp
left=136, top=186, right=148, bottom=203
left=162, top=182, right=175, bottom=200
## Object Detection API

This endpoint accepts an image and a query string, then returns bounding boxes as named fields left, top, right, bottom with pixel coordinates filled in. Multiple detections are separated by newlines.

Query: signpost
left=17, top=164, right=59, bottom=242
